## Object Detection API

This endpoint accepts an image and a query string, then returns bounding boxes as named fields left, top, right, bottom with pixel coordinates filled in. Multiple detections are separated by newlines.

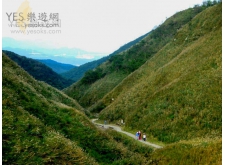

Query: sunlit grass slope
left=149, top=138, right=221, bottom=165
left=64, top=5, right=205, bottom=108
left=2, top=53, right=155, bottom=164
left=99, top=3, right=221, bottom=143
left=2, top=53, right=95, bottom=164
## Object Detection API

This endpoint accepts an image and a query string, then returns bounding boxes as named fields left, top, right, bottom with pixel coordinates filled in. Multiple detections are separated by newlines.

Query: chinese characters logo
left=6, top=0, right=61, bottom=34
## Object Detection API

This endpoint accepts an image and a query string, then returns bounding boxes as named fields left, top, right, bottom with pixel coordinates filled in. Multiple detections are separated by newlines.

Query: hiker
left=135, top=132, right=139, bottom=140
left=143, top=133, right=146, bottom=141
left=139, top=131, right=142, bottom=140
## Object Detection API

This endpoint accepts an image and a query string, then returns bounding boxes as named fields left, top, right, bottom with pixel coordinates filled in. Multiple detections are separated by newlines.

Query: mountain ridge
left=3, top=50, right=74, bottom=90
left=64, top=4, right=206, bottom=108
left=97, top=3, right=222, bottom=143
left=37, top=59, right=76, bottom=74
left=61, top=31, right=150, bottom=82
left=2, top=37, right=107, bottom=66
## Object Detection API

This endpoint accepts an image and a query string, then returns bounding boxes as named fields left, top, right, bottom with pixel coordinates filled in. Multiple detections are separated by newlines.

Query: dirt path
left=91, top=119, right=163, bottom=149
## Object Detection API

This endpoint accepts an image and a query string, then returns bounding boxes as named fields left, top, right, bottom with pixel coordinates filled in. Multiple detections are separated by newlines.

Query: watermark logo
left=16, top=0, right=31, bottom=31
left=6, top=0, right=61, bottom=35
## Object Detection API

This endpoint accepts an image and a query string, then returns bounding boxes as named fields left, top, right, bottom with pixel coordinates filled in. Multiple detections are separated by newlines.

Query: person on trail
left=139, top=131, right=142, bottom=140
left=135, top=132, right=139, bottom=140
left=143, top=133, right=146, bottom=141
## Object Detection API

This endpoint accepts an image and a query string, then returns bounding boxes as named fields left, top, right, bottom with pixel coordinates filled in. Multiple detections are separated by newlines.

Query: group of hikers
left=135, top=131, right=146, bottom=141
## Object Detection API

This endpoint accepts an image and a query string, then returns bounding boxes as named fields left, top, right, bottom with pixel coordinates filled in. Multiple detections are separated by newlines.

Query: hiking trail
left=91, top=119, right=163, bottom=149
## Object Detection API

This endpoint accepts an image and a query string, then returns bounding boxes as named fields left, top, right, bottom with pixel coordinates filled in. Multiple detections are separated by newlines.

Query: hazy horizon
left=2, top=0, right=205, bottom=64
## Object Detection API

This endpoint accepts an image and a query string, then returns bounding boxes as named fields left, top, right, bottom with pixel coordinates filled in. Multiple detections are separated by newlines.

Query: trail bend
left=91, top=119, right=163, bottom=149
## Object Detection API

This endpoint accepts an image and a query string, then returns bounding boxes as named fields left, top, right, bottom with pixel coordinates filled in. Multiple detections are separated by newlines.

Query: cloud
left=54, top=53, right=66, bottom=56
left=29, top=52, right=40, bottom=55
left=76, top=54, right=95, bottom=59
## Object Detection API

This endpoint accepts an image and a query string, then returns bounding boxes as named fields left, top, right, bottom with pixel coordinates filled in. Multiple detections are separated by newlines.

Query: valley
left=2, top=2, right=222, bottom=165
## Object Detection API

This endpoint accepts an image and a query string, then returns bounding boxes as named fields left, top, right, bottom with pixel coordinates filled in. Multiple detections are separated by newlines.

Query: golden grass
left=99, top=4, right=221, bottom=144
left=149, top=138, right=222, bottom=165
left=65, top=5, right=205, bottom=109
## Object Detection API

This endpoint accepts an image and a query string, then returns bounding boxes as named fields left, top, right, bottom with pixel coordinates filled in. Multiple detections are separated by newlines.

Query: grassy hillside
left=98, top=3, right=221, bottom=144
left=3, top=50, right=74, bottom=90
left=149, top=138, right=221, bottom=165
left=2, top=53, right=155, bottom=164
left=61, top=32, right=150, bottom=82
left=64, top=5, right=206, bottom=108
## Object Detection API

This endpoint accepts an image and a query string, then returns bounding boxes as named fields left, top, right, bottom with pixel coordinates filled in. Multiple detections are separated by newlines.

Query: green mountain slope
left=64, top=5, right=206, bottom=108
left=98, top=3, right=221, bottom=143
left=149, top=138, right=221, bottom=165
left=61, top=32, right=150, bottom=82
left=3, top=50, right=74, bottom=90
left=37, top=59, right=76, bottom=74
left=2, top=53, right=154, bottom=164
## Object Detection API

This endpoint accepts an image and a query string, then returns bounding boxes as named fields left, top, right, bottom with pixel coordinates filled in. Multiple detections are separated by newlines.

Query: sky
left=2, top=0, right=205, bottom=54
